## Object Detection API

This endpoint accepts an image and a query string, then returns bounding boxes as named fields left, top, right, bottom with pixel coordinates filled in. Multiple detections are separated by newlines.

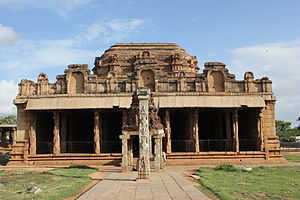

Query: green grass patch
left=284, top=155, right=300, bottom=162
left=197, top=166, right=300, bottom=200
left=0, top=166, right=97, bottom=200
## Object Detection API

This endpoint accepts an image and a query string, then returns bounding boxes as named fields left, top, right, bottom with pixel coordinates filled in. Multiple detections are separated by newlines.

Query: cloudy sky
left=0, top=0, right=299, bottom=126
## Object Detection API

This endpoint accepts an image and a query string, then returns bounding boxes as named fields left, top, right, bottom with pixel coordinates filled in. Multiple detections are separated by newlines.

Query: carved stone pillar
left=29, top=113, right=36, bottom=155
left=165, top=109, right=172, bottom=153
left=137, top=88, right=151, bottom=179
left=53, top=111, right=60, bottom=155
left=232, top=110, right=239, bottom=152
left=94, top=111, right=100, bottom=155
left=120, top=134, right=129, bottom=172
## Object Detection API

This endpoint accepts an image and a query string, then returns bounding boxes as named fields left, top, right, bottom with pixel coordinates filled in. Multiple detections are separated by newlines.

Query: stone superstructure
left=9, top=43, right=284, bottom=166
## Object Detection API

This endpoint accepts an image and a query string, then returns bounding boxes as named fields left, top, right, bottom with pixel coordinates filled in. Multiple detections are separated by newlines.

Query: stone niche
left=138, top=69, right=156, bottom=92
left=208, top=71, right=225, bottom=92
left=65, top=64, right=90, bottom=95
left=68, top=72, right=84, bottom=94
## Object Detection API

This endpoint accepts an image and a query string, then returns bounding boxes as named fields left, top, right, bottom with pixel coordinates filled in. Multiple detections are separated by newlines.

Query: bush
left=215, top=164, right=238, bottom=172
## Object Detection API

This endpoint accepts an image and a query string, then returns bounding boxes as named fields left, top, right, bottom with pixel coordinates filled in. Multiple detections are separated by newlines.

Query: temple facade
left=8, top=43, right=284, bottom=166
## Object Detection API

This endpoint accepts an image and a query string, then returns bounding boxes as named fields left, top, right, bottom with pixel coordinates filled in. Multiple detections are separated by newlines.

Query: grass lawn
left=197, top=166, right=300, bottom=200
left=0, top=166, right=97, bottom=200
left=284, top=155, right=300, bottom=162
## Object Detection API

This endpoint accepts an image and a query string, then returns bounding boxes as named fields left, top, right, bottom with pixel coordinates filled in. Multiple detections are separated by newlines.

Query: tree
left=276, top=120, right=300, bottom=142
left=0, top=115, right=17, bottom=125
left=276, top=120, right=292, bottom=133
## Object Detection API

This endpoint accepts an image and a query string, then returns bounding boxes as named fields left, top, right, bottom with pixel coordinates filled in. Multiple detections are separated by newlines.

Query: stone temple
left=8, top=43, right=284, bottom=167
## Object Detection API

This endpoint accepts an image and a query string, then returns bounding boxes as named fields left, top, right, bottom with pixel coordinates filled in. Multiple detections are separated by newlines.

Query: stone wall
left=16, top=104, right=34, bottom=141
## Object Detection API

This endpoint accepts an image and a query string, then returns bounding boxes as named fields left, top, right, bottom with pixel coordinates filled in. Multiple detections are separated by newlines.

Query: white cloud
left=82, top=19, right=145, bottom=43
left=0, top=19, right=145, bottom=72
left=0, top=18, right=146, bottom=113
left=0, top=0, right=95, bottom=17
left=229, top=39, right=300, bottom=126
left=0, top=80, right=17, bottom=114
left=0, top=24, right=21, bottom=46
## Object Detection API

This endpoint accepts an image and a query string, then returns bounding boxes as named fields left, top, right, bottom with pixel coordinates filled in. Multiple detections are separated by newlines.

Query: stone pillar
left=225, top=113, right=232, bottom=151
left=137, top=88, right=151, bottom=179
left=29, top=122, right=36, bottom=155
left=129, top=137, right=133, bottom=166
left=120, top=134, right=129, bottom=172
left=165, top=109, right=172, bottom=153
left=193, top=110, right=199, bottom=153
left=154, top=130, right=164, bottom=172
left=258, top=111, right=264, bottom=151
left=12, top=128, right=17, bottom=145
left=232, top=110, right=239, bottom=152
left=94, top=111, right=100, bottom=155
left=53, top=111, right=60, bottom=155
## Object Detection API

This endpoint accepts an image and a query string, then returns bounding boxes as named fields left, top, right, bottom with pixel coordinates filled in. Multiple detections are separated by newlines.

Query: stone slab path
left=77, top=167, right=209, bottom=200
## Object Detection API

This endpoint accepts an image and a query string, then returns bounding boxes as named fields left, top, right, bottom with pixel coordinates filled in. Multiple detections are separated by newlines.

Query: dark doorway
left=36, top=112, right=53, bottom=154
left=170, top=109, right=192, bottom=152
left=198, top=109, right=233, bottom=151
left=101, top=111, right=122, bottom=153
left=60, top=110, right=94, bottom=153
left=238, top=108, right=260, bottom=151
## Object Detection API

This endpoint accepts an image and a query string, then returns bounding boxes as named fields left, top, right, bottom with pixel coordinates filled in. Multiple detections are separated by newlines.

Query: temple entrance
left=60, top=110, right=94, bottom=153
left=238, top=108, right=260, bottom=151
left=198, top=109, right=233, bottom=151
left=101, top=110, right=122, bottom=153
left=36, top=112, right=53, bottom=154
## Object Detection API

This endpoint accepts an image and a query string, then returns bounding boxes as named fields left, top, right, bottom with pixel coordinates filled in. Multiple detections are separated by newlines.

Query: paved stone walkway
left=77, top=167, right=209, bottom=200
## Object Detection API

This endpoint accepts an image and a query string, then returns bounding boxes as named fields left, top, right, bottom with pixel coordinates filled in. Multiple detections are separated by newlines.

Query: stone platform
left=78, top=167, right=209, bottom=200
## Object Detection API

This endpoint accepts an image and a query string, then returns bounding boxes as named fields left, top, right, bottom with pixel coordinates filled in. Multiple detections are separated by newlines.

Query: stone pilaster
left=137, top=88, right=151, bottom=179
left=164, top=109, right=172, bottom=154
left=29, top=120, right=36, bottom=155
left=120, top=134, right=129, bottom=172
left=233, top=110, right=239, bottom=152
left=94, top=111, right=100, bottom=155
left=53, top=111, right=60, bottom=155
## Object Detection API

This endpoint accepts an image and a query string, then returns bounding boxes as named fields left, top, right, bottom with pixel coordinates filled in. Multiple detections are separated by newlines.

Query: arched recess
left=68, top=72, right=84, bottom=94
left=208, top=71, right=225, bottom=92
left=139, top=69, right=155, bottom=92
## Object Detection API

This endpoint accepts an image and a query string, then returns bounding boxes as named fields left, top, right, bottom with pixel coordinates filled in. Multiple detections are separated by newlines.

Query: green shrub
left=215, top=164, right=238, bottom=172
